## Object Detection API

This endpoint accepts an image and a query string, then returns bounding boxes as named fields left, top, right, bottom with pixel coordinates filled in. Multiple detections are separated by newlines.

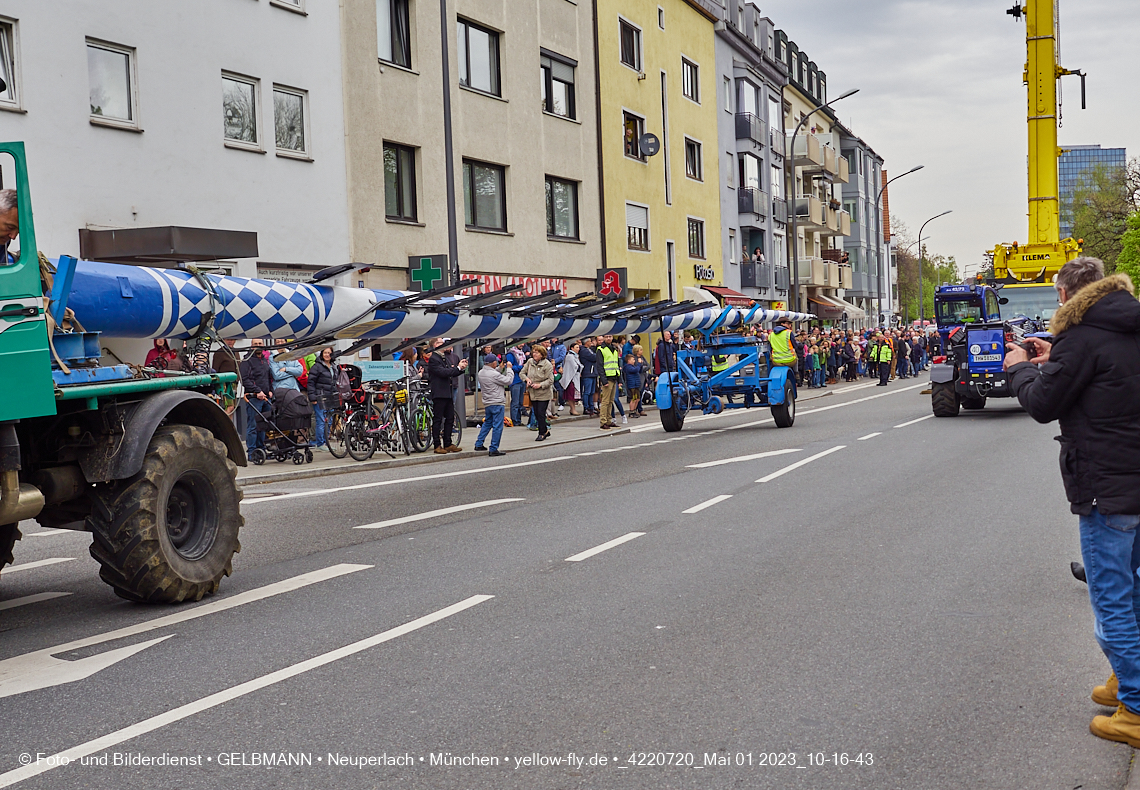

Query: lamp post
left=918, top=210, right=952, bottom=326
left=873, top=165, right=924, bottom=329
left=783, top=88, right=858, bottom=315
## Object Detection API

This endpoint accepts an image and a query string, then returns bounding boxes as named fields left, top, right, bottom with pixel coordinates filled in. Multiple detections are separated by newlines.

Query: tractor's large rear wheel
left=0, top=523, right=20, bottom=574
left=87, top=425, right=242, bottom=603
left=931, top=381, right=960, bottom=417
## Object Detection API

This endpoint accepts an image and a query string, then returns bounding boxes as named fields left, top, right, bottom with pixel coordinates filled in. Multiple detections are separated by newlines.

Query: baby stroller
left=249, top=388, right=315, bottom=465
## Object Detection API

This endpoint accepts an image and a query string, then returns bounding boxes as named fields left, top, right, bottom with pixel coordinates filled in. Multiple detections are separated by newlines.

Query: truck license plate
left=973, top=354, right=1002, bottom=362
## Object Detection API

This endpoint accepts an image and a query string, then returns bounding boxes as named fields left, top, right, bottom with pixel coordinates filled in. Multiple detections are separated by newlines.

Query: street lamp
left=784, top=88, right=859, bottom=315
left=918, top=210, right=952, bottom=325
left=874, top=165, right=924, bottom=328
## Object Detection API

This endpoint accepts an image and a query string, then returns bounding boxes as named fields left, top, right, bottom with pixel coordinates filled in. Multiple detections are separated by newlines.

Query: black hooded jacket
left=1008, top=274, right=1140, bottom=515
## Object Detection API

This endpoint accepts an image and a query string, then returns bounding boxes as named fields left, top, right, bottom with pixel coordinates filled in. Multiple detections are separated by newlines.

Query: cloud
left=763, top=0, right=1140, bottom=272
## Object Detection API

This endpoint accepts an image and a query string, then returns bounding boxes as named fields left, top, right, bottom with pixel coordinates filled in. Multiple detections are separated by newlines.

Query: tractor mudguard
left=655, top=372, right=680, bottom=410
left=79, top=390, right=247, bottom=483
left=930, top=363, right=957, bottom=384
left=766, top=365, right=790, bottom=405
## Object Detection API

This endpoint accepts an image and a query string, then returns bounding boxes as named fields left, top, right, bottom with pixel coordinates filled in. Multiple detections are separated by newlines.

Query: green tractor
left=0, top=141, right=245, bottom=603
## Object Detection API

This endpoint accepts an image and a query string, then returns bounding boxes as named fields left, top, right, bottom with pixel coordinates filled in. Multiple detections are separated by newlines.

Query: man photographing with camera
left=1005, top=257, right=1140, bottom=746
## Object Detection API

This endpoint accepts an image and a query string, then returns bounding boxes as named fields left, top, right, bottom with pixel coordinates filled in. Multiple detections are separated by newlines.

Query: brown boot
left=1093, top=673, right=1119, bottom=707
left=445, top=445, right=462, bottom=453
left=433, top=447, right=447, bottom=455
left=1090, top=703, right=1140, bottom=747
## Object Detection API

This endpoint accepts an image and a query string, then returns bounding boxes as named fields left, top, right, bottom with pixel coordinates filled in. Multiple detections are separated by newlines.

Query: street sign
left=638, top=133, right=661, bottom=157
left=408, top=255, right=450, bottom=292
left=359, top=360, right=407, bottom=382
left=596, top=267, right=627, bottom=297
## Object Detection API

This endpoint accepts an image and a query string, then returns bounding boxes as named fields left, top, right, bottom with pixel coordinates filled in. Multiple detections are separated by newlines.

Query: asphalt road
left=0, top=376, right=1130, bottom=789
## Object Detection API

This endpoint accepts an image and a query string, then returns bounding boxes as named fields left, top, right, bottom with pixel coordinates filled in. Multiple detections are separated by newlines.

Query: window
left=271, top=0, right=304, bottom=10
left=723, top=76, right=731, bottom=112
left=726, top=153, right=735, bottom=188
left=626, top=203, right=649, bottom=251
left=462, top=159, right=506, bottom=231
left=222, top=73, right=260, bottom=147
left=540, top=52, right=575, bottom=119
left=688, top=218, right=705, bottom=259
left=623, top=111, right=645, bottom=161
left=87, top=40, right=137, bottom=129
left=771, top=164, right=783, bottom=198
left=272, top=86, right=307, bottom=155
left=768, top=95, right=782, bottom=133
left=377, top=0, right=411, bottom=68
left=681, top=59, right=699, bottom=103
left=384, top=142, right=417, bottom=221
left=458, top=19, right=500, bottom=96
left=738, top=154, right=760, bottom=191
left=545, top=176, right=579, bottom=240
left=0, top=20, right=18, bottom=109
left=728, top=229, right=737, bottom=265
left=844, top=200, right=858, bottom=224
left=619, top=19, right=641, bottom=71
left=684, top=138, right=702, bottom=181
left=658, top=7, right=665, bottom=29
left=737, top=79, right=758, bottom=116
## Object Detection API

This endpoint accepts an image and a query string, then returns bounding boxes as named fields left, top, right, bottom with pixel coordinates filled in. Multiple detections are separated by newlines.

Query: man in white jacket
left=474, top=354, right=514, bottom=457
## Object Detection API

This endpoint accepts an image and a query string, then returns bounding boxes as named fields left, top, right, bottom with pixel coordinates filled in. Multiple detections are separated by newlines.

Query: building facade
left=0, top=0, right=351, bottom=280
left=596, top=0, right=723, bottom=304
left=713, top=1, right=789, bottom=308
left=837, top=125, right=885, bottom=323
left=774, top=29, right=855, bottom=325
left=1058, top=144, right=1127, bottom=239
left=341, top=0, right=602, bottom=297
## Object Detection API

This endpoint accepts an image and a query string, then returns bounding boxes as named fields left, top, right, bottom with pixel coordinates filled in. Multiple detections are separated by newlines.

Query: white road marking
left=686, top=448, right=801, bottom=469
left=565, top=532, right=646, bottom=562
left=0, top=592, right=71, bottom=611
left=0, top=595, right=494, bottom=788
left=243, top=455, right=577, bottom=504
left=354, top=499, right=524, bottom=530
left=682, top=495, right=733, bottom=514
left=895, top=414, right=935, bottom=428
left=857, top=432, right=882, bottom=441
left=0, top=563, right=371, bottom=699
left=756, top=446, right=846, bottom=483
left=25, top=529, right=71, bottom=538
left=2, top=558, right=74, bottom=574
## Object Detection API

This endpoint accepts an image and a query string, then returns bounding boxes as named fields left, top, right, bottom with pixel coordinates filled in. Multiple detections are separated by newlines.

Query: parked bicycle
left=344, top=381, right=410, bottom=460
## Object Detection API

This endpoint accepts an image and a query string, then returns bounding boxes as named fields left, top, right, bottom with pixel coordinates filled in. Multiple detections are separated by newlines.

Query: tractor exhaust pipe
left=0, top=424, right=44, bottom=525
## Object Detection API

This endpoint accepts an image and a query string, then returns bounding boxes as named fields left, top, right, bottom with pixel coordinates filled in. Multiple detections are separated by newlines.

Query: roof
left=685, top=0, right=723, bottom=23
left=78, top=226, right=258, bottom=267
left=703, top=285, right=754, bottom=307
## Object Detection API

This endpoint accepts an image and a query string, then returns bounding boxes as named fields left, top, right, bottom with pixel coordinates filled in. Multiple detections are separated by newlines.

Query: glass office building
left=1059, top=144, right=1127, bottom=239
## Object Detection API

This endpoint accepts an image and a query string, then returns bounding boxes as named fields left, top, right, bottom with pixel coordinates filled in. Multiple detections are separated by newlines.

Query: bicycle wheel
left=408, top=398, right=432, bottom=453
left=345, top=411, right=377, bottom=461
left=326, top=409, right=350, bottom=458
left=395, top=409, right=411, bottom=456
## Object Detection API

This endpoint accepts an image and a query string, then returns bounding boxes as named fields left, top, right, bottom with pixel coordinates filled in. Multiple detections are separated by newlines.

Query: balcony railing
left=775, top=266, right=790, bottom=290
left=797, top=256, right=826, bottom=286
left=740, top=261, right=756, bottom=288
left=839, top=265, right=853, bottom=289
left=757, top=263, right=773, bottom=289
left=822, top=146, right=838, bottom=177
left=792, top=134, right=823, bottom=169
left=738, top=187, right=769, bottom=216
left=794, top=195, right=825, bottom=229
left=735, top=113, right=766, bottom=147
left=772, top=198, right=788, bottom=224
left=837, top=155, right=850, bottom=183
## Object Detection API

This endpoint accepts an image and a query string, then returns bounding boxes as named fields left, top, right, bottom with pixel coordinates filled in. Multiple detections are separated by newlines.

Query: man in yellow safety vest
left=598, top=334, right=622, bottom=429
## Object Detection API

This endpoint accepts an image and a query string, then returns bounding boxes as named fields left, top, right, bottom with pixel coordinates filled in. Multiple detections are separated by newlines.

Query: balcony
left=735, top=113, right=766, bottom=147
left=738, top=188, right=769, bottom=217
left=794, top=195, right=825, bottom=230
left=822, top=146, right=838, bottom=177
left=792, top=134, right=823, bottom=170
left=821, top=261, right=841, bottom=288
left=819, top=206, right=852, bottom=238
left=740, top=261, right=756, bottom=288
left=757, top=263, right=774, bottom=290
left=772, top=198, right=788, bottom=224
left=837, top=155, right=850, bottom=183
left=839, top=265, right=853, bottom=289
left=797, top=256, right=826, bottom=286
left=775, top=266, right=790, bottom=290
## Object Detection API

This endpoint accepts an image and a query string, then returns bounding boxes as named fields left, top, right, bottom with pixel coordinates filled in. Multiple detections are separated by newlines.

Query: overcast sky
left=764, top=0, right=1139, bottom=276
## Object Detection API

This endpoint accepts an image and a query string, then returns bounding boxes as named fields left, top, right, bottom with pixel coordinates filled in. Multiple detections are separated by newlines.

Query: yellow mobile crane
left=989, top=0, right=1086, bottom=322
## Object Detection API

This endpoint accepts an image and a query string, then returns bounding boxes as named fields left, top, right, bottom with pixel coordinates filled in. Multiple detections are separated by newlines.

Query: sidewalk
left=236, top=377, right=901, bottom=486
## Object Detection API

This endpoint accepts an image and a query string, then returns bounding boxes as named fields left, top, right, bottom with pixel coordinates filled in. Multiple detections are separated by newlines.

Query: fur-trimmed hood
left=1049, top=273, right=1137, bottom=335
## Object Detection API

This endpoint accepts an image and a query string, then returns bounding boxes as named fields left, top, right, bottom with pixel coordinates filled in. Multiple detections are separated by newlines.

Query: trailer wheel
left=87, top=425, right=243, bottom=604
left=931, top=381, right=960, bottom=417
left=660, top=385, right=687, bottom=433
left=962, top=396, right=987, bottom=410
left=0, top=523, right=20, bottom=573
left=771, top=381, right=796, bottom=428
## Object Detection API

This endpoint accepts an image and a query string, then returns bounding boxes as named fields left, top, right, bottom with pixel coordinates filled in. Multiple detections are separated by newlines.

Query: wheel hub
left=165, top=470, right=220, bottom=561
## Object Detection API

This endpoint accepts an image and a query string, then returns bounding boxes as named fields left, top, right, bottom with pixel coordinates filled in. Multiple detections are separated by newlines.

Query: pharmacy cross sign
left=408, top=255, right=449, bottom=292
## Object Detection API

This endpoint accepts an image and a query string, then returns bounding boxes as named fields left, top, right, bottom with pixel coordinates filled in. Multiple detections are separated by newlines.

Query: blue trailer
left=655, top=326, right=796, bottom=432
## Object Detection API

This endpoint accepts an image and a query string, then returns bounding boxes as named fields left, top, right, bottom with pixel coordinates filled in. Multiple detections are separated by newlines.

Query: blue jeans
left=898, top=357, right=909, bottom=378
left=1080, top=507, right=1140, bottom=713
left=811, top=368, right=823, bottom=388
left=244, top=397, right=271, bottom=450
left=509, top=382, right=525, bottom=424
left=312, top=402, right=327, bottom=446
left=581, top=377, right=597, bottom=413
left=475, top=404, right=505, bottom=452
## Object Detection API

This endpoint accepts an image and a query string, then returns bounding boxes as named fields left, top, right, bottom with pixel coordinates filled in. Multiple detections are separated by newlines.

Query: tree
left=891, top=216, right=960, bottom=322
left=1066, top=158, right=1140, bottom=270
left=1116, top=213, right=1140, bottom=286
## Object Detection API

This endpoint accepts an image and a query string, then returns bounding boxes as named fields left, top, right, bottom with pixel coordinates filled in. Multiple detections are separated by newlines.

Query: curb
left=238, top=426, right=632, bottom=487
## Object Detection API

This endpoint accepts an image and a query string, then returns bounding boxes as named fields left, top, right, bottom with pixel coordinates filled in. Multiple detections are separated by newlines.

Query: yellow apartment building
left=596, top=0, right=724, bottom=303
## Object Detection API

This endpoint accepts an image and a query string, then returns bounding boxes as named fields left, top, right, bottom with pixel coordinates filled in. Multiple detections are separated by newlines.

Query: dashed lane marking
left=857, top=432, right=882, bottom=441
left=565, top=532, right=646, bottom=562
left=895, top=414, right=935, bottom=429
left=0, top=593, right=71, bottom=611
left=2, top=558, right=74, bottom=574
left=354, top=499, right=524, bottom=530
left=682, top=495, right=733, bottom=514
left=756, top=446, right=846, bottom=484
